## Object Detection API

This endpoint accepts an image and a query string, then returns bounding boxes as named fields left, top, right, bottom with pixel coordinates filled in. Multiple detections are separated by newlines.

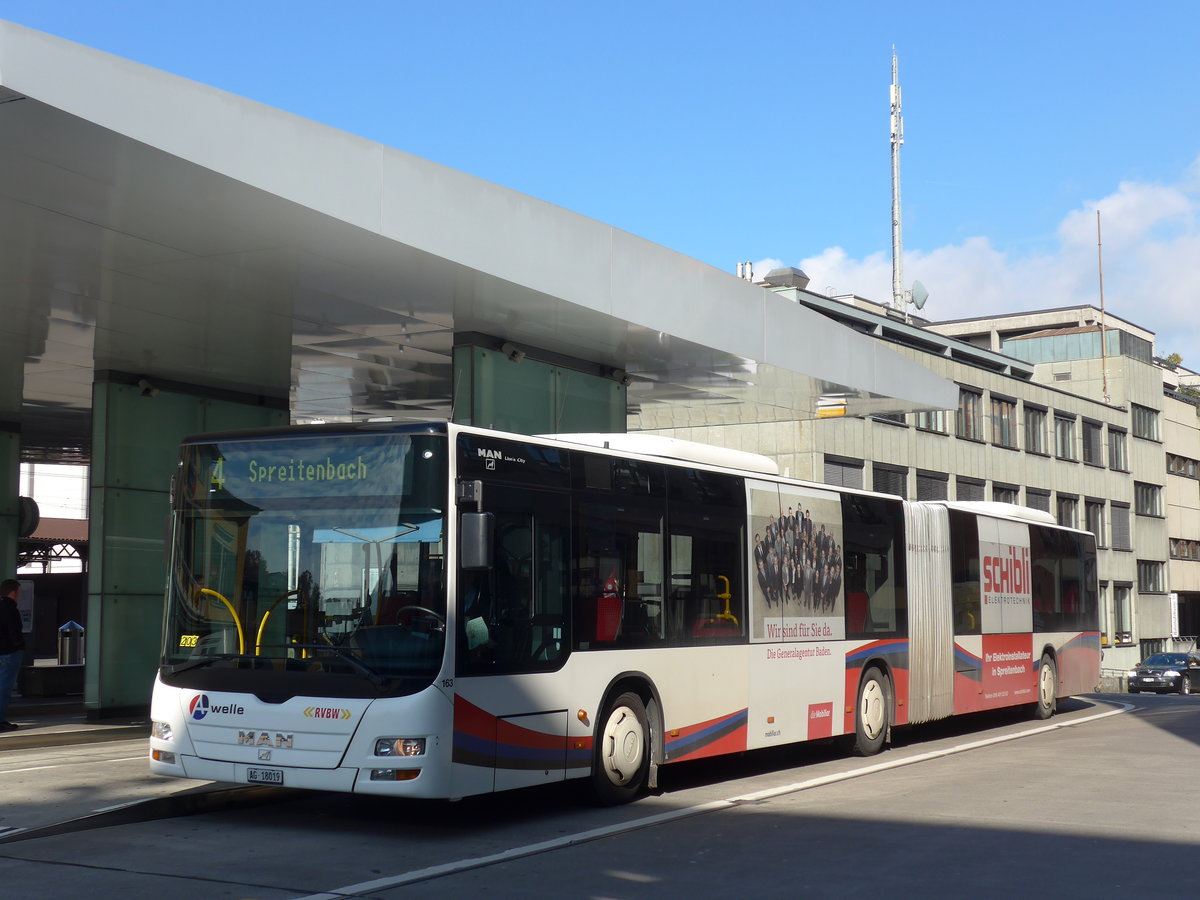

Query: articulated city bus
left=149, top=422, right=1099, bottom=803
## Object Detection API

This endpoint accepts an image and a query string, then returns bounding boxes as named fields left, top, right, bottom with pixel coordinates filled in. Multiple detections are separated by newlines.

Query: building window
left=1108, top=428, right=1128, bottom=471
left=1026, top=489, right=1051, bottom=513
left=1111, top=503, right=1131, bottom=550
left=1114, top=584, right=1133, bottom=644
left=1171, top=538, right=1200, bottom=560
left=1168, top=453, right=1199, bottom=479
left=1134, top=482, right=1162, bottom=517
left=1131, top=403, right=1159, bottom=441
left=916, top=471, right=949, bottom=500
left=824, top=457, right=863, bottom=490
left=1025, top=405, right=1047, bottom=455
left=872, top=465, right=907, bottom=498
left=1085, top=499, right=1106, bottom=547
left=1137, top=560, right=1165, bottom=593
left=991, top=397, right=1017, bottom=448
left=993, top=483, right=1019, bottom=504
left=914, top=409, right=947, bottom=433
left=957, top=389, right=983, bottom=441
left=1082, top=421, right=1103, bottom=465
left=1056, top=494, right=1078, bottom=529
left=873, top=412, right=907, bottom=426
left=1054, top=415, right=1076, bottom=461
left=956, top=477, right=985, bottom=502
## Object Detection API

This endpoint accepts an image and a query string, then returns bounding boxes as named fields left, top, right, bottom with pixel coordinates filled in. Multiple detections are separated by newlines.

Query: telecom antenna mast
left=890, top=48, right=905, bottom=314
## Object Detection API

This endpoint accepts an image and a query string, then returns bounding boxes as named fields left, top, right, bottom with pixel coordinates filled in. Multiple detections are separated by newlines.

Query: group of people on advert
left=753, top=507, right=843, bottom=614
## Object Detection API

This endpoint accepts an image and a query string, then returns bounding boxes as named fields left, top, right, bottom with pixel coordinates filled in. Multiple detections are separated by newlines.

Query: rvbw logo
left=188, top=694, right=244, bottom=720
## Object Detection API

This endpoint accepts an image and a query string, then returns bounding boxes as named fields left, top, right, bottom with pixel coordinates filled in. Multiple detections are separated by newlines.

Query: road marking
left=92, top=799, right=150, bottom=813
left=293, top=702, right=1128, bottom=900
left=0, top=756, right=146, bottom=775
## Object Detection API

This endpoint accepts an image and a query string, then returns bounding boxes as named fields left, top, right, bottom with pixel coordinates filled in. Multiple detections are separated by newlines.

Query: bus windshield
left=160, top=429, right=448, bottom=694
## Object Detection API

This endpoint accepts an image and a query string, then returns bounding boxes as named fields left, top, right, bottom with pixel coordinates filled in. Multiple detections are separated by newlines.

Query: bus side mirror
left=460, top=512, right=494, bottom=570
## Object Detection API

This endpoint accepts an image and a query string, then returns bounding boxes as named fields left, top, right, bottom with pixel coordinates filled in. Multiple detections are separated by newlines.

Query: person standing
left=0, top=578, right=25, bottom=731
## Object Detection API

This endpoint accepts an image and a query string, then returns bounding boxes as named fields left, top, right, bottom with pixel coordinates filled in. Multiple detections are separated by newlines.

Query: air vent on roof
left=763, top=267, right=810, bottom=290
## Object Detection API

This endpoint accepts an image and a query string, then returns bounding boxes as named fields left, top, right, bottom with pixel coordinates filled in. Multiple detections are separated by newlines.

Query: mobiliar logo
left=982, top=544, right=1030, bottom=605
left=188, top=694, right=245, bottom=721
left=807, top=702, right=834, bottom=740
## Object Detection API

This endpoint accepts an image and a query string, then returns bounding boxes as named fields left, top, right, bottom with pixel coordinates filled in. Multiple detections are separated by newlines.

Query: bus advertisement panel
left=748, top=482, right=845, bottom=644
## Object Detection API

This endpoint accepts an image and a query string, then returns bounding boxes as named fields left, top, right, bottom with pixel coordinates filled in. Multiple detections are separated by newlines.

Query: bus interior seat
left=690, top=615, right=740, bottom=638
left=847, top=592, right=869, bottom=632
left=595, top=593, right=623, bottom=642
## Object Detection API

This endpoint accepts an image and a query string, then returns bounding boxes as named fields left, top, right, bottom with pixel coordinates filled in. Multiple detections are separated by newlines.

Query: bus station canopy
left=0, top=20, right=956, bottom=462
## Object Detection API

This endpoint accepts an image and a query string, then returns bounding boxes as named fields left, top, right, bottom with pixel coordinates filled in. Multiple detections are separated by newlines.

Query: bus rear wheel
left=1033, top=653, right=1057, bottom=720
left=591, top=691, right=650, bottom=805
left=852, top=667, right=891, bottom=756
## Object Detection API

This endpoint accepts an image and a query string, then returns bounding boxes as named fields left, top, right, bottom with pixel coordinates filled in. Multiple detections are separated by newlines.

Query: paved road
left=0, top=693, right=1194, bottom=899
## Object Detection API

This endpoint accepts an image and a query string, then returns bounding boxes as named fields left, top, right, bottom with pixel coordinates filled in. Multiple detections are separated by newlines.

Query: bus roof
left=925, top=500, right=1057, bottom=526
left=543, top=432, right=780, bottom=476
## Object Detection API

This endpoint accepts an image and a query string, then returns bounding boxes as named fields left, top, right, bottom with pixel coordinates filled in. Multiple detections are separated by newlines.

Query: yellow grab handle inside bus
left=255, top=589, right=301, bottom=656
left=200, top=588, right=246, bottom=655
left=715, top=574, right=738, bottom=626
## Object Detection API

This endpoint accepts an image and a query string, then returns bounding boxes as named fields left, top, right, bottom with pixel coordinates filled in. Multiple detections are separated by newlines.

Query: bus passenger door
left=456, top=484, right=573, bottom=793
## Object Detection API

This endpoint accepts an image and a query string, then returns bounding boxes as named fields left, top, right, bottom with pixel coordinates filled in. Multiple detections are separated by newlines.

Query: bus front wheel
left=591, top=691, right=650, bottom=805
left=1033, top=654, right=1057, bottom=720
left=852, top=667, right=891, bottom=756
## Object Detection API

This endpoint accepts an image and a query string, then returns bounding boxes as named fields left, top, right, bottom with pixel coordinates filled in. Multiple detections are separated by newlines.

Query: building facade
left=634, top=275, right=1195, bottom=671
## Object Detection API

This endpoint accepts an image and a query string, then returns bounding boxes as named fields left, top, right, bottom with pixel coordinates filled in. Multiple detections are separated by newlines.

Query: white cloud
left=771, top=162, right=1200, bottom=361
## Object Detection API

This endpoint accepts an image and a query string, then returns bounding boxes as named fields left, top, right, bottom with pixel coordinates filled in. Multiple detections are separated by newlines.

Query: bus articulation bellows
left=149, top=422, right=1099, bottom=803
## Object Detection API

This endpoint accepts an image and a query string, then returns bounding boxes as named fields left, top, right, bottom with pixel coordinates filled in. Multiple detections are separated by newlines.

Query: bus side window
left=666, top=467, right=746, bottom=645
left=458, top=489, right=570, bottom=675
left=948, top=510, right=981, bottom=635
left=842, top=495, right=906, bottom=638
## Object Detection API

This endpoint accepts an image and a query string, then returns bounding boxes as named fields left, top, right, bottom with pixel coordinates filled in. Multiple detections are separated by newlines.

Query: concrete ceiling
left=0, top=20, right=956, bottom=463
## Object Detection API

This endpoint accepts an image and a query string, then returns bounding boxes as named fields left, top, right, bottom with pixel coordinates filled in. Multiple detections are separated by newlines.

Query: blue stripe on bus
left=664, top=708, right=748, bottom=758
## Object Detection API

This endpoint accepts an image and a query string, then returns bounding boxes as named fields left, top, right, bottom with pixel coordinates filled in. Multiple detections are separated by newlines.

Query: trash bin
left=58, top=620, right=85, bottom=665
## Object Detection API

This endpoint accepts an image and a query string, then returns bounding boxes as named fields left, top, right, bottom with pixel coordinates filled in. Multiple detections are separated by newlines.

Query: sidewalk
left=0, top=695, right=151, bottom=751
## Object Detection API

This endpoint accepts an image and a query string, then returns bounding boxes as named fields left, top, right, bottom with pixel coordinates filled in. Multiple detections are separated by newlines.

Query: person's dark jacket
left=0, top=597, right=24, bottom=655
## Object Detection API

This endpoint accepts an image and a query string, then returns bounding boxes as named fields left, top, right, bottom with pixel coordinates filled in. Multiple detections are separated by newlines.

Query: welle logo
left=188, top=694, right=245, bottom=720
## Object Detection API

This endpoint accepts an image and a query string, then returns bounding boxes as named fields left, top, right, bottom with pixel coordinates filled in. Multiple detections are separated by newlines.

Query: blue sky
left=5, top=1, right=1200, bottom=357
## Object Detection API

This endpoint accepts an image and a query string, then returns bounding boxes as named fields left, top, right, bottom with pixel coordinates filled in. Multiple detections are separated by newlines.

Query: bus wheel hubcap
left=603, top=706, right=644, bottom=785
left=1041, top=664, right=1054, bottom=705
left=860, top=680, right=885, bottom=740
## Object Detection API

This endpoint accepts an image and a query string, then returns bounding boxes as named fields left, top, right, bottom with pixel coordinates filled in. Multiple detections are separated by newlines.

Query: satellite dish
left=910, top=280, right=929, bottom=310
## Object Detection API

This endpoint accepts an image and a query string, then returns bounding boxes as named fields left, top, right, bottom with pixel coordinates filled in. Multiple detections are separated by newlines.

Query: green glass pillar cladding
left=87, top=377, right=286, bottom=716
left=452, top=343, right=625, bottom=434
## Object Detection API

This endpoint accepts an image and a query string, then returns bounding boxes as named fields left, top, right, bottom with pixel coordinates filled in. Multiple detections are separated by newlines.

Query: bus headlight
left=375, top=737, right=426, bottom=757
left=152, top=720, right=174, bottom=741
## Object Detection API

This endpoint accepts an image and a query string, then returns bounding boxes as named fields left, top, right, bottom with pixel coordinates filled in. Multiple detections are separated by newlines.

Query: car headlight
left=1127, top=670, right=1138, bottom=679
left=1164, top=670, right=1181, bottom=678
left=151, top=720, right=173, bottom=741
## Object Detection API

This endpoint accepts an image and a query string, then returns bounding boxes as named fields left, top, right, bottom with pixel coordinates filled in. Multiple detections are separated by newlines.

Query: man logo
left=238, top=731, right=294, bottom=749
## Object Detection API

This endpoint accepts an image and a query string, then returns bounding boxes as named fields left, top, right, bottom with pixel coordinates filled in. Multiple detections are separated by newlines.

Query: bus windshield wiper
left=164, top=653, right=244, bottom=675
left=282, top=644, right=391, bottom=687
